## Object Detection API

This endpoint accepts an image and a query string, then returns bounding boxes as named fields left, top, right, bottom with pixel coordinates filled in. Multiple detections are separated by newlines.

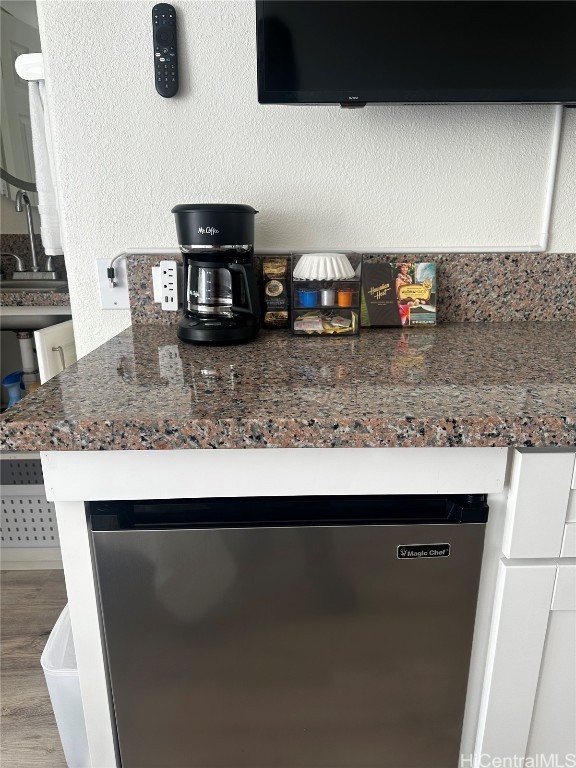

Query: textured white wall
left=37, top=0, right=576, bottom=357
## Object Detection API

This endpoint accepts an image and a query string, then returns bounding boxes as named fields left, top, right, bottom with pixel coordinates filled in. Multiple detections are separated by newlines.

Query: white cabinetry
left=472, top=449, right=576, bottom=768
left=526, top=566, right=576, bottom=763
left=39, top=447, right=574, bottom=768
left=42, top=446, right=508, bottom=768
left=34, top=320, right=77, bottom=383
left=562, top=490, right=576, bottom=557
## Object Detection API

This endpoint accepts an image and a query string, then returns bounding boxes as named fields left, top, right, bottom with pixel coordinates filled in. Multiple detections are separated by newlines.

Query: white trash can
left=41, top=604, right=91, bottom=768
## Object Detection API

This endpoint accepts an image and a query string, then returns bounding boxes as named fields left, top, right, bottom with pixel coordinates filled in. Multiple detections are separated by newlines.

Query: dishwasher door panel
left=92, top=523, right=485, bottom=768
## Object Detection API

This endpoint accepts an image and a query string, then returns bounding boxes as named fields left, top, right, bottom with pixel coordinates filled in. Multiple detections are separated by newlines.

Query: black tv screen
left=256, top=1, right=576, bottom=105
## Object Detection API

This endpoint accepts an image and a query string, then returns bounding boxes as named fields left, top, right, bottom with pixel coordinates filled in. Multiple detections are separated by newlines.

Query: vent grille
left=1, top=492, right=60, bottom=548
left=0, top=458, right=44, bottom=485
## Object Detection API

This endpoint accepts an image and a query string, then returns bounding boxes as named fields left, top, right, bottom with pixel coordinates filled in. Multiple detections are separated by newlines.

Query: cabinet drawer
left=561, top=523, right=576, bottom=558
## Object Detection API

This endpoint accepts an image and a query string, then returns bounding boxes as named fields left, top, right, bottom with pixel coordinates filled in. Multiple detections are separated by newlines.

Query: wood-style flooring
left=1, top=569, right=68, bottom=767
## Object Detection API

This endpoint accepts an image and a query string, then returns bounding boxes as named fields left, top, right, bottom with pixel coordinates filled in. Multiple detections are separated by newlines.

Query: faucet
left=0, top=252, right=26, bottom=273
left=15, top=190, right=40, bottom=272
left=14, top=190, right=59, bottom=279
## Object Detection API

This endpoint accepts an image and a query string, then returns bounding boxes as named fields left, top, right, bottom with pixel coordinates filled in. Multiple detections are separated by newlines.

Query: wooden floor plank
left=1, top=569, right=67, bottom=768
left=2, top=714, right=68, bottom=768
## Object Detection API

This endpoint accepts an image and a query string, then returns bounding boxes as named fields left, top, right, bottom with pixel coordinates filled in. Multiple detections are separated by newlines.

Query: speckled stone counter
left=1, top=289, right=70, bottom=306
left=1, top=322, right=574, bottom=451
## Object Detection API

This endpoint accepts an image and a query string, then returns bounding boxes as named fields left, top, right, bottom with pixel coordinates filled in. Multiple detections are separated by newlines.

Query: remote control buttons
left=156, top=27, right=174, bottom=45
left=153, top=4, right=178, bottom=97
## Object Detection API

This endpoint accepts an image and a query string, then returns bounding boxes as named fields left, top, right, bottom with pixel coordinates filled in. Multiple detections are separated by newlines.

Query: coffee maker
left=172, top=204, right=260, bottom=345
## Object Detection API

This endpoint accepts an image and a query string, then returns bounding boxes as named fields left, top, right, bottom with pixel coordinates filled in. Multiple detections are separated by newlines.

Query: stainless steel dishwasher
left=89, top=494, right=488, bottom=768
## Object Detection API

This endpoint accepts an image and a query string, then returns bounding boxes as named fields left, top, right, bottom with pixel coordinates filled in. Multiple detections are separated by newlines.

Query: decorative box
left=361, top=261, right=437, bottom=327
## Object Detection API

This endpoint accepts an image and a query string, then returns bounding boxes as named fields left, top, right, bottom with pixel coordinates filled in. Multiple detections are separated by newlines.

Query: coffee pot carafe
left=172, top=204, right=260, bottom=345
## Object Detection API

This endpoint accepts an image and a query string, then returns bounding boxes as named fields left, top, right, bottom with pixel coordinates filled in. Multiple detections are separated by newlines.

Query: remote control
left=152, top=3, right=178, bottom=98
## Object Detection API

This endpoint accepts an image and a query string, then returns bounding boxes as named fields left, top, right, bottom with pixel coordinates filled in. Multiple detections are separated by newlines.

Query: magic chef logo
left=198, top=226, right=219, bottom=235
left=398, top=544, right=451, bottom=559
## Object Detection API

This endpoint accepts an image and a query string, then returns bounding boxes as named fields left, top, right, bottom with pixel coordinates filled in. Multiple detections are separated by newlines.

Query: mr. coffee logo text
left=397, top=544, right=450, bottom=559
left=198, top=226, right=219, bottom=235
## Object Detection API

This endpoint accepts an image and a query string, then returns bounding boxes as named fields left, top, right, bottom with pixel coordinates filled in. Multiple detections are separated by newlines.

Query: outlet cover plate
left=97, top=259, right=130, bottom=310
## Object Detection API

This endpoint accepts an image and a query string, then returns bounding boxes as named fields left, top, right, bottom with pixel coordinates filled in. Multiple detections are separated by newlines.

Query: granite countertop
left=1, top=289, right=71, bottom=307
left=1, top=322, right=574, bottom=451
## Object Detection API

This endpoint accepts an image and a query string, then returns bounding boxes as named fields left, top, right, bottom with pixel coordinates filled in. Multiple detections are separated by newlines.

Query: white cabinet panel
left=503, top=450, right=575, bottom=559
left=53, top=501, right=117, bottom=768
left=567, top=490, right=576, bottom=523
left=473, top=561, right=557, bottom=766
left=41, top=447, right=507, bottom=502
left=34, top=320, right=77, bottom=384
left=552, top=563, right=576, bottom=611
left=560, top=523, right=576, bottom=558
left=525, top=610, right=576, bottom=764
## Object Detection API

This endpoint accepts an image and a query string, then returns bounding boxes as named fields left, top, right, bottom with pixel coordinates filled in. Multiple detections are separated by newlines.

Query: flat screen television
left=256, top=1, right=576, bottom=106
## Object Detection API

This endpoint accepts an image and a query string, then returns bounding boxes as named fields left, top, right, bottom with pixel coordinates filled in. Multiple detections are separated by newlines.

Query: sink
left=0, top=279, right=68, bottom=292
left=0, top=306, right=72, bottom=331
left=0, top=277, right=71, bottom=329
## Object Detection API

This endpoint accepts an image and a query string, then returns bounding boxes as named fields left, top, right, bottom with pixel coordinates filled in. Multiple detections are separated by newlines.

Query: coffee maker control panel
left=153, top=3, right=178, bottom=98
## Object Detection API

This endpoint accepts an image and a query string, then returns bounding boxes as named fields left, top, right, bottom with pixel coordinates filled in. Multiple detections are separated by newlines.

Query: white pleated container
left=292, top=252, right=356, bottom=281
left=41, top=605, right=90, bottom=768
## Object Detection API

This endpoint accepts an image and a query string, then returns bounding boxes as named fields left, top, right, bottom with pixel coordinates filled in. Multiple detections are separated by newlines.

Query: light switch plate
left=96, top=258, right=130, bottom=310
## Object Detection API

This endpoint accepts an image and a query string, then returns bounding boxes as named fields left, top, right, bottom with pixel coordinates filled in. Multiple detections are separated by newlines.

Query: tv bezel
left=255, top=0, right=576, bottom=107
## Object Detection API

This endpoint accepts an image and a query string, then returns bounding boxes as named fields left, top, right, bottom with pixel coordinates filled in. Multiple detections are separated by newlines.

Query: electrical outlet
left=97, top=258, right=130, bottom=310
left=160, top=260, right=178, bottom=311
left=152, top=266, right=163, bottom=303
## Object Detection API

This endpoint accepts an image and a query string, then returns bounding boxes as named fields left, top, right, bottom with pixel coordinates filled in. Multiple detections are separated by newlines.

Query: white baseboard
left=0, top=547, right=63, bottom=570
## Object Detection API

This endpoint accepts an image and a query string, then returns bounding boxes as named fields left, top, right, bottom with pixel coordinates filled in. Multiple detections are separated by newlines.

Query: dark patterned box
left=361, top=261, right=436, bottom=326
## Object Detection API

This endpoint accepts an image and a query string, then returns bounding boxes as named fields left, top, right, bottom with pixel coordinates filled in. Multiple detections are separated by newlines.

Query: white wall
left=37, top=0, right=576, bottom=358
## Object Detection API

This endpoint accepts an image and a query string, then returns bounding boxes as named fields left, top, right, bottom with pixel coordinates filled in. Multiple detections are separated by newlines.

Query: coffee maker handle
left=228, top=263, right=260, bottom=317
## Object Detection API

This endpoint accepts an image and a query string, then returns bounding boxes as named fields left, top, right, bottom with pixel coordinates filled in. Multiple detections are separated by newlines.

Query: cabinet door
left=525, top=564, right=576, bottom=763
left=472, top=561, right=557, bottom=766
left=473, top=561, right=576, bottom=768
left=34, top=320, right=77, bottom=384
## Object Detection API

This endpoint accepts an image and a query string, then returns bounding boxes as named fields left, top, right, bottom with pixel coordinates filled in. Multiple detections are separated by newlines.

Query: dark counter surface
left=0, top=289, right=70, bottom=306
left=1, top=323, right=574, bottom=450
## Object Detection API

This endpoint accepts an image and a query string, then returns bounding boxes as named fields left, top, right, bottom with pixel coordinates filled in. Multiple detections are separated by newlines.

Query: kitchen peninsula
left=1, top=321, right=574, bottom=768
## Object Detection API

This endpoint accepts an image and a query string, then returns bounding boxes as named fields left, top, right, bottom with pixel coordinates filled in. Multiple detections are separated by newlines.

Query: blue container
left=298, top=288, right=319, bottom=308
left=2, top=371, right=25, bottom=408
